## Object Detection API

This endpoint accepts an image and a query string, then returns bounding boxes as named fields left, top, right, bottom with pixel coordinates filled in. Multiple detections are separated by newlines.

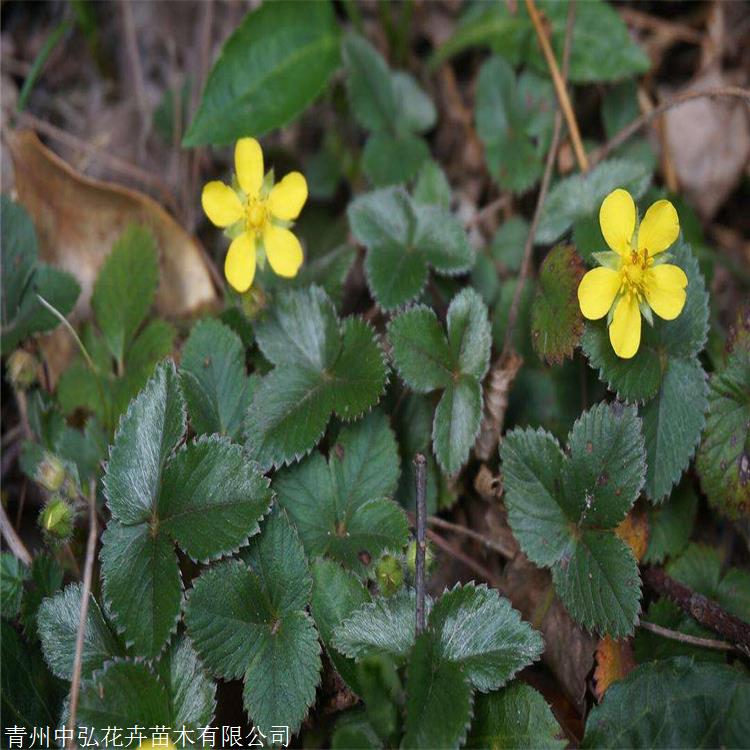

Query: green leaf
left=476, top=57, right=554, bottom=193
left=275, top=411, right=406, bottom=573
left=1, top=553, right=28, bottom=619
left=179, top=317, right=250, bottom=439
left=531, top=245, right=585, bottom=364
left=640, top=357, right=707, bottom=502
left=537, top=158, right=652, bottom=245
left=185, top=511, right=321, bottom=734
left=447, top=288, right=492, bottom=381
left=246, top=286, right=387, bottom=467
left=501, top=403, right=646, bottom=636
left=403, top=631, right=474, bottom=750
left=1, top=194, right=38, bottom=324
left=697, top=345, right=750, bottom=519
left=413, top=160, right=451, bottom=209
left=433, top=375, right=483, bottom=476
left=467, top=683, right=565, bottom=749
left=392, top=72, right=436, bottom=134
left=428, top=584, right=544, bottom=692
left=91, top=225, right=159, bottom=366
left=311, top=558, right=371, bottom=691
left=19, top=553, right=65, bottom=641
left=333, top=589, right=424, bottom=662
left=582, top=657, right=750, bottom=748
left=331, top=709, right=383, bottom=749
left=184, top=0, right=340, bottom=145
left=643, top=482, right=698, bottom=564
left=362, top=131, right=430, bottom=187
left=365, top=240, right=429, bottom=311
left=37, top=583, right=123, bottom=682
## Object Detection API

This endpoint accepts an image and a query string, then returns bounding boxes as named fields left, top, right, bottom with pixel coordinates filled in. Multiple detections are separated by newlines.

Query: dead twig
left=639, top=620, right=736, bottom=653
left=525, top=0, right=588, bottom=173
left=414, top=455, right=427, bottom=635
left=120, top=0, right=150, bottom=155
left=644, top=567, right=750, bottom=656
left=619, top=7, right=704, bottom=45
left=410, top=512, right=516, bottom=559
left=424, top=528, right=504, bottom=589
left=0, top=502, right=32, bottom=565
left=66, top=480, right=98, bottom=749
left=465, top=193, right=512, bottom=229
left=590, top=86, right=750, bottom=167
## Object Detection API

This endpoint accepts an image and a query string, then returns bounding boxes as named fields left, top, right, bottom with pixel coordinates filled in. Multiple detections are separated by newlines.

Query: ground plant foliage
left=1, top=0, right=750, bottom=748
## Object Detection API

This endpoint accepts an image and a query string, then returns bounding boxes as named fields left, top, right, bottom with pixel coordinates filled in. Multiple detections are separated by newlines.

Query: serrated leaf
left=531, top=245, right=585, bottom=364
left=185, top=512, right=321, bottom=734
left=643, top=482, right=697, bottom=565
left=428, top=584, right=544, bottom=692
left=640, top=357, right=707, bottom=502
left=536, top=158, right=652, bottom=245
left=246, top=287, right=387, bottom=467
left=1, top=553, right=28, bottom=619
left=467, top=683, right=566, bottom=749
left=333, top=589, right=424, bottom=662
left=179, top=318, right=250, bottom=439
left=403, top=631, right=474, bottom=750
left=311, top=558, right=371, bottom=691
left=433, top=375, right=483, bottom=476
left=348, top=186, right=414, bottom=249
left=697, top=346, right=750, bottom=519
left=582, top=657, right=750, bottom=748
left=37, top=583, right=123, bottom=681
left=365, top=240, right=429, bottom=314
left=476, top=57, right=554, bottom=193
left=184, top=1, right=340, bottom=145
left=501, top=403, right=646, bottom=635
left=447, top=288, right=492, bottom=381
left=91, top=225, right=159, bottom=367
left=362, top=132, right=430, bottom=187
left=275, top=411, right=406, bottom=573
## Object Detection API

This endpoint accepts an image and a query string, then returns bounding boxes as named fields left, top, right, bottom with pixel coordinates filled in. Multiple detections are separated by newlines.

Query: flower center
left=619, top=249, right=652, bottom=299
left=245, top=199, right=268, bottom=234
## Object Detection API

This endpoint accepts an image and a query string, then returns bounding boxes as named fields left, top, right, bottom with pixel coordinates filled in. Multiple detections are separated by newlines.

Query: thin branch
left=66, top=480, right=98, bottom=750
left=414, top=454, right=427, bottom=636
left=644, top=567, right=750, bottom=656
left=0, top=502, right=32, bottom=565
left=639, top=620, right=736, bottom=653
left=465, top=193, right=512, bottom=229
left=525, top=0, right=589, bottom=172
left=408, top=512, right=516, bottom=559
left=425, top=528, right=504, bottom=590
left=590, top=86, right=750, bottom=167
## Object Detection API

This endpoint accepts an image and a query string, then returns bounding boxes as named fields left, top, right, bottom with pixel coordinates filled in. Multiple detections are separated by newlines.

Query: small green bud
left=407, top=540, right=434, bottom=577
left=7, top=349, right=38, bottom=390
left=36, top=453, right=67, bottom=493
left=376, top=554, right=404, bottom=596
left=39, top=497, right=74, bottom=542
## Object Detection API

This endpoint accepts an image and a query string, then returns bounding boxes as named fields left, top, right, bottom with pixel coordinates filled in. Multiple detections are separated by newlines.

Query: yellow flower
left=201, top=137, right=308, bottom=293
left=577, top=188, right=687, bottom=359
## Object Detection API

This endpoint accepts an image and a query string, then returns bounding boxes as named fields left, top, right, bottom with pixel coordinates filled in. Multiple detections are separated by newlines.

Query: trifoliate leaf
left=362, top=132, right=430, bottom=187
left=501, top=402, right=646, bottom=636
left=311, top=558, right=371, bottom=691
left=185, top=512, right=321, bottom=734
left=91, top=225, right=159, bottom=367
left=179, top=317, right=250, bottom=440
left=582, top=657, right=750, bottom=748
left=697, top=344, right=750, bottom=519
left=101, top=362, right=271, bottom=657
left=1, top=553, right=28, bottom=619
left=640, top=357, right=707, bottom=502
left=403, top=631, right=474, bottom=750
left=476, top=57, right=554, bottom=193
left=274, top=411, right=406, bottom=574
left=466, top=683, right=566, bottom=749
left=531, top=245, right=585, bottom=364
left=349, top=187, right=474, bottom=309
left=37, top=583, right=123, bottom=681
left=246, top=286, right=387, bottom=467
left=183, top=0, right=340, bottom=145
left=643, top=482, right=698, bottom=564
left=536, top=158, right=651, bottom=245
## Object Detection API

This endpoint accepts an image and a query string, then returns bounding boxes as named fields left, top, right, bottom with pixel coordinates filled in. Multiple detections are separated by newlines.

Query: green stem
left=17, top=21, right=72, bottom=112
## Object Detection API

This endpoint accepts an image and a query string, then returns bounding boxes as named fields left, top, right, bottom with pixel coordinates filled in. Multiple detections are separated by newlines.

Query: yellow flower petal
left=268, top=172, right=308, bottom=221
left=637, top=199, right=679, bottom=256
left=609, top=293, right=641, bottom=359
left=201, top=181, right=243, bottom=227
left=599, top=188, right=636, bottom=256
left=235, top=138, right=264, bottom=197
left=644, top=263, right=688, bottom=320
left=578, top=267, right=621, bottom=320
left=224, top=232, right=256, bottom=293
left=263, top=225, right=303, bottom=278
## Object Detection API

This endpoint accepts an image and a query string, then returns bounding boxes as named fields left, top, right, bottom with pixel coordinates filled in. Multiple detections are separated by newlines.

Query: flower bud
left=7, top=349, right=38, bottom=390
left=406, top=540, right=434, bottom=577
left=39, top=496, right=74, bottom=542
left=36, top=453, right=67, bottom=493
left=376, top=554, right=404, bottom=597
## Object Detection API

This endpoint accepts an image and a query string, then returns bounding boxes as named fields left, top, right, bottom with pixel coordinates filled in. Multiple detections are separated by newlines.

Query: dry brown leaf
left=593, top=635, right=635, bottom=702
left=7, top=129, right=219, bottom=383
left=615, top=506, right=650, bottom=563
left=662, top=70, right=750, bottom=220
